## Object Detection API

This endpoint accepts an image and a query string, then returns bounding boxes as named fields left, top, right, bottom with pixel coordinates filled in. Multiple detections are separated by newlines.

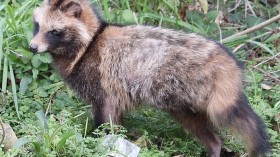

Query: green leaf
left=32, top=68, right=39, bottom=80
left=39, top=54, right=52, bottom=63
left=246, top=16, right=263, bottom=28
left=14, top=137, right=31, bottom=149
left=19, top=75, right=32, bottom=94
left=206, top=22, right=218, bottom=35
left=122, top=9, right=136, bottom=23
left=44, top=82, right=64, bottom=90
left=31, top=142, right=41, bottom=152
left=205, top=10, right=218, bottom=22
left=32, top=54, right=42, bottom=68
left=15, top=48, right=33, bottom=59
left=42, top=133, right=51, bottom=148
left=75, top=132, right=83, bottom=143
left=56, top=130, right=76, bottom=151
left=6, top=53, right=22, bottom=65
left=38, top=64, right=49, bottom=71
left=0, top=5, right=7, bottom=12
left=28, top=81, right=38, bottom=91
left=35, top=110, right=48, bottom=133
left=187, top=10, right=204, bottom=28
left=14, top=138, right=41, bottom=152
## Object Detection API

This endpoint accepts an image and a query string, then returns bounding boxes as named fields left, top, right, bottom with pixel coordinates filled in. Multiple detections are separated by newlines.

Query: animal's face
left=29, top=0, right=94, bottom=56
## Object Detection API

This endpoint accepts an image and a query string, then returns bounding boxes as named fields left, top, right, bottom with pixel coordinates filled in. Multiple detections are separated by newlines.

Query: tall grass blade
left=9, top=62, right=20, bottom=119
left=248, top=40, right=275, bottom=55
left=5, top=6, right=17, bottom=32
left=0, top=19, right=4, bottom=71
left=1, top=56, right=8, bottom=93
left=141, top=13, right=202, bottom=33
left=162, top=0, right=179, bottom=18
left=125, top=0, right=131, bottom=10
left=102, top=0, right=111, bottom=22
left=264, top=32, right=280, bottom=44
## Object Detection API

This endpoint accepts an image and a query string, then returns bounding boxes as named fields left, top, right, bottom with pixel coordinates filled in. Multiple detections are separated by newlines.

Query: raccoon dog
left=29, top=0, right=270, bottom=156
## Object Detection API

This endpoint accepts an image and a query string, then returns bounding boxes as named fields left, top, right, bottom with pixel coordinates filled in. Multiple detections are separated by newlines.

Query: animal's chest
left=65, top=60, right=105, bottom=104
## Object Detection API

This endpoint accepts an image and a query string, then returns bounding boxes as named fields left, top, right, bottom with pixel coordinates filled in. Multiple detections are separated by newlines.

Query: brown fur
left=29, top=0, right=270, bottom=156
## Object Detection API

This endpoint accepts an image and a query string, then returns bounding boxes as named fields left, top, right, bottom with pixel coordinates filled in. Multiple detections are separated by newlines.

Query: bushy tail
left=208, top=92, right=270, bottom=156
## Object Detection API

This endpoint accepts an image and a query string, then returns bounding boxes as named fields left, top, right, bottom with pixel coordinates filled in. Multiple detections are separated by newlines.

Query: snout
left=28, top=38, right=48, bottom=53
left=29, top=43, right=38, bottom=53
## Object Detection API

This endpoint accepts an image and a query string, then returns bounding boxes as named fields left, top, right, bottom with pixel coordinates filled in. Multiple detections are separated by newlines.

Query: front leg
left=93, top=97, right=123, bottom=128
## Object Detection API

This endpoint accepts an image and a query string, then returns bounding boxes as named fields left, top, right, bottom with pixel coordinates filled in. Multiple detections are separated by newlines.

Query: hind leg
left=169, top=110, right=222, bottom=157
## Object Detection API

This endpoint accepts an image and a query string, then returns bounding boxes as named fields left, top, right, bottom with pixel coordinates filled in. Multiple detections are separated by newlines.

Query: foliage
left=0, top=0, right=279, bottom=156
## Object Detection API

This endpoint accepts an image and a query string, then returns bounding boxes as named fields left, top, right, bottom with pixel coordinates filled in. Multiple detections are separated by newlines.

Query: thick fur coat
left=29, top=0, right=270, bottom=156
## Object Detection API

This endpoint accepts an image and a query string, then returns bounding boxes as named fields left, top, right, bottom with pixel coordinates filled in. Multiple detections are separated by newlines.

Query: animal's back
left=99, top=25, right=242, bottom=112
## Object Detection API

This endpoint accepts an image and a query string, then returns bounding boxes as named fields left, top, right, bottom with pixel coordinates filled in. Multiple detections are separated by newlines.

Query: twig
left=233, top=44, right=245, bottom=53
left=228, top=0, right=242, bottom=13
left=45, top=84, right=63, bottom=116
left=246, top=0, right=256, bottom=17
left=270, top=70, right=280, bottom=74
left=255, top=52, right=280, bottom=67
left=223, top=14, right=280, bottom=42
left=252, top=66, right=280, bottom=83
left=45, top=92, right=55, bottom=116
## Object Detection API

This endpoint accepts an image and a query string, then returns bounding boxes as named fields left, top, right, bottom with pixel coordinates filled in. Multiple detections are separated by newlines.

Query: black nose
left=29, top=44, right=38, bottom=53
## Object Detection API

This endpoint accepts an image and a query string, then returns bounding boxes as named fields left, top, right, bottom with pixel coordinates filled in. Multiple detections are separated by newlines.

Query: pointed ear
left=61, top=1, right=82, bottom=18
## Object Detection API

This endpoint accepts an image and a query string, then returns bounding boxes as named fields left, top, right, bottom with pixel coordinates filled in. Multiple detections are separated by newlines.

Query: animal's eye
left=33, top=21, right=40, bottom=35
left=34, top=21, right=39, bottom=28
left=48, top=30, right=61, bottom=36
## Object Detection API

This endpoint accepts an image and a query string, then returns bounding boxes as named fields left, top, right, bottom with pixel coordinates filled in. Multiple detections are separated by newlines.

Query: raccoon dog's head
left=29, top=0, right=99, bottom=56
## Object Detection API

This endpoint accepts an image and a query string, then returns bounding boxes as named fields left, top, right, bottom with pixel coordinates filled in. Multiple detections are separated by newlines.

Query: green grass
left=0, top=0, right=279, bottom=156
